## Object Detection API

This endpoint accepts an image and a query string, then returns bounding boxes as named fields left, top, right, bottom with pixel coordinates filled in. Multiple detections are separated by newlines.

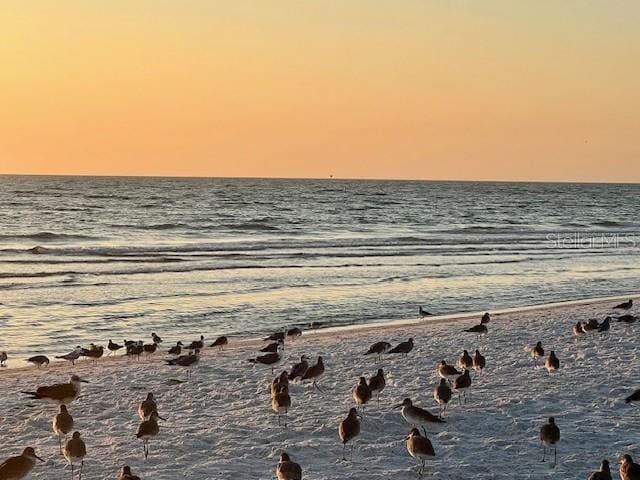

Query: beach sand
left=1, top=296, right=639, bottom=479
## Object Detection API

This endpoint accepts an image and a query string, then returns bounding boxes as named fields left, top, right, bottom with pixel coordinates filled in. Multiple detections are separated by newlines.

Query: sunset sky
left=1, top=1, right=639, bottom=181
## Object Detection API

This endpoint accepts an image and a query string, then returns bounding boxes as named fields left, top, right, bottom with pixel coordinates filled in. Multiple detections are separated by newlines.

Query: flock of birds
left=1, top=299, right=640, bottom=479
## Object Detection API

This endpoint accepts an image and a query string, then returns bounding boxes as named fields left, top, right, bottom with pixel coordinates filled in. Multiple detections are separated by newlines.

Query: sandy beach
left=1, top=295, right=639, bottom=479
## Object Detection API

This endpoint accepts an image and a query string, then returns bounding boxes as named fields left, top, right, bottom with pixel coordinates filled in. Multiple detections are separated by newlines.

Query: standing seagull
left=0, top=447, right=43, bottom=479
left=530, top=342, right=545, bottom=364
left=210, top=336, right=228, bottom=349
left=368, top=369, right=386, bottom=407
left=338, top=408, right=361, bottom=461
left=27, top=355, right=50, bottom=369
left=107, top=340, right=123, bottom=355
left=64, top=431, right=87, bottom=480
left=437, top=360, right=460, bottom=381
left=540, top=417, right=560, bottom=464
left=118, top=466, right=141, bottom=480
left=138, top=393, right=158, bottom=420
left=433, top=379, right=452, bottom=418
left=301, top=356, right=325, bottom=391
left=56, top=347, right=83, bottom=366
left=472, top=349, right=486, bottom=374
left=271, top=385, right=291, bottom=427
left=405, top=428, right=435, bottom=478
left=185, top=336, right=204, bottom=351
left=166, top=349, right=200, bottom=377
left=588, top=459, right=612, bottom=480
left=419, top=307, right=433, bottom=317
left=544, top=351, right=560, bottom=377
left=388, top=338, right=414, bottom=356
left=275, top=452, right=302, bottom=480
left=151, top=333, right=163, bottom=344
left=614, top=299, right=633, bottom=310
left=458, top=350, right=473, bottom=369
left=53, top=405, right=74, bottom=454
left=396, top=398, right=445, bottom=435
left=364, top=341, right=391, bottom=362
left=481, top=312, right=491, bottom=324
left=619, top=454, right=640, bottom=480
left=168, top=342, right=182, bottom=356
left=286, top=327, right=302, bottom=341
left=353, top=377, right=372, bottom=412
left=22, top=375, right=88, bottom=405
left=454, top=369, right=472, bottom=405
left=136, top=412, right=163, bottom=460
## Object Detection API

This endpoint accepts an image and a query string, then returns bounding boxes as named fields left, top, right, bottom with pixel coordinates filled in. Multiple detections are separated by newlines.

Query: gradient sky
left=1, top=1, right=639, bottom=181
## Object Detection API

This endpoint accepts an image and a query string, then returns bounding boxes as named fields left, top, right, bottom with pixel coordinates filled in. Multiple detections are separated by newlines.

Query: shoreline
left=1, top=291, right=637, bottom=378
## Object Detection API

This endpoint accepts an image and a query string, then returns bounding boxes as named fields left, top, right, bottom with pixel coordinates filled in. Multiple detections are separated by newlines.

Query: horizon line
left=1, top=172, right=640, bottom=186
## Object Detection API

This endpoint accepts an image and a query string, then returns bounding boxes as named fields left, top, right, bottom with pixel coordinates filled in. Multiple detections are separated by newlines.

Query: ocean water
left=1, top=176, right=639, bottom=366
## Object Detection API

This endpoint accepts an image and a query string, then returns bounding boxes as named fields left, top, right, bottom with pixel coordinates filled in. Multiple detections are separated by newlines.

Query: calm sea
left=1, top=176, right=639, bottom=366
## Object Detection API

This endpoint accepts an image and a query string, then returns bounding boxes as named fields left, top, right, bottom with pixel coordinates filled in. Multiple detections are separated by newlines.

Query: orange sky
left=1, top=1, right=639, bottom=181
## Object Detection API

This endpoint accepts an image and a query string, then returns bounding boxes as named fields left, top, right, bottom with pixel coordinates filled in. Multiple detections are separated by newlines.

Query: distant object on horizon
left=614, top=299, right=633, bottom=310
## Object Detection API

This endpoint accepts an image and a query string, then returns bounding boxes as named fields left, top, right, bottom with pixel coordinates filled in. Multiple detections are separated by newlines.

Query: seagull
left=616, top=314, right=638, bottom=324
left=0, top=447, right=44, bottom=479
left=138, top=393, right=158, bottom=420
left=301, top=356, right=325, bottom=391
left=396, top=398, right=445, bottom=435
left=588, top=459, right=612, bottom=480
left=405, top=428, right=435, bottom=478
left=338, top=408, right=361, bottom=461
left=143, top=343, right=157, bottom=357
left=481, top=312, right=491, bottom=324
left=614, top=299, right=633, bottom=310
left=63, top=431, right=86, bottom=480
left=619, top=454, right=640, bottom=480
left=598, top=317, right=611, bottom=332
left=118, top=465, right=141, bottom=480
left=353, top=377, right=372, bottom=412
left=286, top=327, right=302, bottom=340
left=472, top=349, right=486, bottom=373
left=364, top=341, right=391, bottom=362
left=540, top=417, right=560, bottom=464
left=0, top=351, right=7, bottom=367
left=166, top=350, right=200, bottom=377
left=368, top=369, right=385, bottom=407
left=81, top=344, right=104, bottom=364
left=210, top=336, right=228, bottom=349
left=136, top=412, right=164, bottom=460
left=168, top=342, right=183, bottom=356
left=530, top=341, right=545, bottom=363
left=260, top=340, right=283, bottom=353
left=388, top=338, right=414, bottom=356
left=457, top=350, right=473, bottom=369
left=271, top=384, right=291, bottom=427
left=437, top=360, right=460, bottom=381
left=22, top=375, right=88, bottom=405
left=248, top=352, right=282, bottom=374
left=55, top=346, right=82, bottom=365
left=464, top=324, right=487, bottom=337
left=625, top=389, right=640, bottom=404
left=288, top=356, right=309, bottom=381
left=185, top=336, right=204, bottom=351
left=151, top=333, right=163, bottom=344
left=583, top=319, right=600, bottom=332
left=27, top=355, right=50, bottom=369
left=53, top=405, right=74, bottom=454
left=573, top=322, right=585, bottom=335
left=265, top=332, right=285, bottom=342
left=544, top=351, right=560, bottom=377
left=418, top=307, right=433, bottom=317
left=433, top=378, right=452, bottom=418
left=454, top=369, right=472, bottom=404
left=275, top=452, right=302, bottom=480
